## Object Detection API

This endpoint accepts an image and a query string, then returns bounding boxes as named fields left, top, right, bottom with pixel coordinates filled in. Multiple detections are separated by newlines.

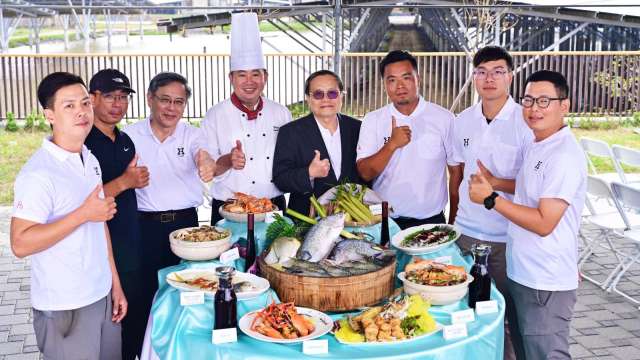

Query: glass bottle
left=245, top=213, right=256, bottom=272
left=468, top=243, right=492, bottom=309
left=380, top=201, right=390, bottom=247
left=214, top=266, right=237, bottom=329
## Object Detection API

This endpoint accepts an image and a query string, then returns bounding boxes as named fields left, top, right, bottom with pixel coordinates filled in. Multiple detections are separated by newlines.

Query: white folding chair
left=579, top=176, right=638, bottom=288
left=611, top=144, right=640, bottom=186
left=608, top=182, right=640, bottom=306
left=580, top=137, right=625, bottom=183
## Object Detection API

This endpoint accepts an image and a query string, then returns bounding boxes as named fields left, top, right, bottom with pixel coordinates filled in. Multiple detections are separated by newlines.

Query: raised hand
left=123, top=154, right=149, bottom=189
left=196, top=149, right=216, bottom=182
left=308, top=150, right=330, bottom=178
left=81, top=184, right=117, bottom=222
left=388, top=116, right=411, bottom=150
left=231, top=140, right=246, bottom=170
left=469, top=170, right=494, bottom=205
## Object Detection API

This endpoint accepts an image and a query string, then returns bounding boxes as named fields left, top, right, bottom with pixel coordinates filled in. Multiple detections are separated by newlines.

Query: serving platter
left=166, top=268, right=270, bottom=300
left=238, top=306, right=333, bottom=344
left=391, top=224, right=460, bottom=255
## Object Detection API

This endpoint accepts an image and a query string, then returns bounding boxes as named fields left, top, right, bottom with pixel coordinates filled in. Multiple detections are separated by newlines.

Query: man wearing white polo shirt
left=357, top=50, right=461, bottom=229
left=10, top=72, right=126, bottom=359
left=451, top=46, right=533, bottom=360
left=469, top=70, right=586, bottom=359
left=124, top=72, right=216, bottom=325
left=202, top=13, right=292, bottom=225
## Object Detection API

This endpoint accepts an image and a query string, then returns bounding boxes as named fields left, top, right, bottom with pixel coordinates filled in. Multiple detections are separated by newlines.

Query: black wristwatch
left=484, top=192, right=499, bottom=210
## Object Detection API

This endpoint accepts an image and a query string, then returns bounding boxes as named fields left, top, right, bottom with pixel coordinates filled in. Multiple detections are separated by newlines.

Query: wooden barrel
left=258, top=255, right=396, bottom=312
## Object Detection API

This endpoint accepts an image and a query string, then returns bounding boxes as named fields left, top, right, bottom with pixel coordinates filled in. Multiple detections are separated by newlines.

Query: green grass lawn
left=0, top=126, right=638, bottom=205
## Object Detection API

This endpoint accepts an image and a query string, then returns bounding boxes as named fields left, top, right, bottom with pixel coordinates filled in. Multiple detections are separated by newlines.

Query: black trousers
left=119, top=268, right=145, bottom=360
left=210, top=195, right=287, bottom=225
left=137, top=207, right=199, bottom=358
left=392, top=211, right=446, bottom=230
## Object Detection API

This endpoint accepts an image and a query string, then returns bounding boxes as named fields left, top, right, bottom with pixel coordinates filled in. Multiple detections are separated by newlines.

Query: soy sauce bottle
left=380, top=201, right=390, bottom=247
left=468, top=244, right=492, bottom=309
left=214, top=266, right=237, bottom=329
left=244, top=213, right=256, bottom=272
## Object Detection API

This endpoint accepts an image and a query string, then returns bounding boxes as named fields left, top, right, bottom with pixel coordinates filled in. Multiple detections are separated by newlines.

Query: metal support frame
left=344, top=8, right=369, bottom=50
left=59, top=14, right=70, bottom=50
left=30, top=16, right=41, bottom=53
left=0, top=10, right=22, bottom=53
left=266, top=19, right=318, bottom=52
left=333, top=0, right=342, bottom=75
left=515, top=22, right=590, bottom=74
left=105, top=9, right=112, bottom=53
left=68, top=0, right=92, bottom=51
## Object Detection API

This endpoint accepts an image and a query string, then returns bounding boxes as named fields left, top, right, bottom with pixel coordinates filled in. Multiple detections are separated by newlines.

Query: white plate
left=166, top=268, right=270, bottom=300
left=391, top=224, right=461, bottom=255
left=239, top=306, right=333, bottom=344
left=218, top=205, right=278, bottom=223
left=334, top=322, right=444, bottom=346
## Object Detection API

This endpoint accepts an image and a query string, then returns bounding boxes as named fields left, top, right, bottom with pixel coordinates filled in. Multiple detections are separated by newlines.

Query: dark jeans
left=392, top=211, right=446, bottom=230
left=138, top=207, right=199, bottom=353
left=210, top=195, right=287, bottom=225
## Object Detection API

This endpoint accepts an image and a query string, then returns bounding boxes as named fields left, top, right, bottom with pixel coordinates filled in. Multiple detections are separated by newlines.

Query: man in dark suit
left=273, top=70, right=364, bottom=215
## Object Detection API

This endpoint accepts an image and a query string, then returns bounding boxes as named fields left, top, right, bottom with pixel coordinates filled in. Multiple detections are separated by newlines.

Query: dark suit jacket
left=273, top=113, right=365, bottom=216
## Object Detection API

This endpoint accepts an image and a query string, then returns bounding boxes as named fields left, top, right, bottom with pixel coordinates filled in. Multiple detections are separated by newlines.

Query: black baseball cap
left=89, top=69, right=135, bottom=94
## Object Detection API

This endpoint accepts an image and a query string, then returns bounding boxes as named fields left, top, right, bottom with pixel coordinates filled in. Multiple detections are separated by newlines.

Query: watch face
left=484, top=192, right=497, bottom=210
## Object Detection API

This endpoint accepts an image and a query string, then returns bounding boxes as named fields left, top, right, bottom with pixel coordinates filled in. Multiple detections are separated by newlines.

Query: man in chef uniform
left=202, top=12, right=292, bottom=224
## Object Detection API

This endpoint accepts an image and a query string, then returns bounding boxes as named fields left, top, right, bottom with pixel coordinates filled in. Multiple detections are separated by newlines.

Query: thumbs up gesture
left=308, top=150, right=331, bottom=178
left=196, top=149, right=216, bottom=183
left=388, top=116, right=411, bottom=150
left=231, top=140, right=246, bottom=170
left=469, top=169, right=494, bottom=205
left=122, top=154, right=149, bottom=189
left=81, top=184, right=117, bottom=222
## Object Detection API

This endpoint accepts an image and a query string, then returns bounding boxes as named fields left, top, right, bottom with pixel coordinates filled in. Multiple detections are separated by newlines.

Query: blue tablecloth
left=150, top=219, right=505, bottom=360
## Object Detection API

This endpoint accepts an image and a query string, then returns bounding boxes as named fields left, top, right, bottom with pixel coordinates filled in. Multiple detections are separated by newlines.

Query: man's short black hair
left=379, top=50, right=418, bottom=78
left=525, top=70, right=569, bottom=99
left=304, top=70, right=344, bottom=95
left=37, top=72, right=86, bottom=109
left=147, top=72, right=192, bottom=98
left=473, top=46, right=514, bottom=70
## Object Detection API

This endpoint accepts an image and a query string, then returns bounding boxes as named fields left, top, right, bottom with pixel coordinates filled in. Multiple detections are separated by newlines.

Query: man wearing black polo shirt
left=85, top=69, right=149, bottom=360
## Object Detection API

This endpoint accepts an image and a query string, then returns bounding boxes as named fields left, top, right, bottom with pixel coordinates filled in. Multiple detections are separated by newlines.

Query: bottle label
left=475, top=300, right=499, bottom=315
left=443, top=323, right=468, bottom=340
left=369, top=204, right=383, bottom=216
left=212, top=327, right=238, bottom=344
left=302, top=339, right=328, bottom=354
left=220, top=248, right=240, bottom=265
left=180, top=291, right=204, bottom=306
left=451, top=309, right=475, bottom=324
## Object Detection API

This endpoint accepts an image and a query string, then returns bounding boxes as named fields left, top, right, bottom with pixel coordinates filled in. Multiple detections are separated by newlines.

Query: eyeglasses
left=153, top=95, right=186, bottom=108
left=520, top=95, right=567, bottom=109
left=473, top=68, right=509, bottom=80
left=101, top=93, right=133, bottom=104
left=309, top=89, right=341, bottom=100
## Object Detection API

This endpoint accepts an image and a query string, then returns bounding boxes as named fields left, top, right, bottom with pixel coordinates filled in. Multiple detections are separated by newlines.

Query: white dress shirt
left=12, top=139, right=112, bottom=311
left=357, top=97, right=456, bottom=219
left=507, top=127, right=587, bottom=291
left=452, top=97, right=534, bottom=242
left=315, top=117, right=342, bottom=181
left=201, top=97, right=292, bottom=200
left=124, top=118, right=207, bottom=211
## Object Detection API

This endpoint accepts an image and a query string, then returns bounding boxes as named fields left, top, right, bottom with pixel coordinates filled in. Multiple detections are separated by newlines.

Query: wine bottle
left=245, top=213, right=256, bottom=272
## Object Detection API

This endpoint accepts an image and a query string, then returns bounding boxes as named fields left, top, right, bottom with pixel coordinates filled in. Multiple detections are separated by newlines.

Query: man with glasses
left=273, top=70, right=364, bottom=215
left=450, top=46, right=533, bottom=360
left=124, top=72, right=216, bottom=337
left=202, top=13, right=292, bottom=224
left=85, top=69, right=149, bottom=359
left=469, top=70, right=586, bottom=359
left=356, top=50, right=461, bottom=229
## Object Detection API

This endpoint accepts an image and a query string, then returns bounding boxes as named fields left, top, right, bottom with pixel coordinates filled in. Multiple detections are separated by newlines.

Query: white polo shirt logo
left=463, top=138, right=470, bottom=147
left=177, top=147, right=185, bottom=157
left=534, top=160, right=543, bottom=171
left=94, top=166, right=100, bottom=176
left=383, top=136, right=390, bottom=144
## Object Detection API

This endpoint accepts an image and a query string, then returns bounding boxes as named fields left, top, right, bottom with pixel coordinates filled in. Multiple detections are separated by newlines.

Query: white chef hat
left=230, top=12, right=266, bottom=71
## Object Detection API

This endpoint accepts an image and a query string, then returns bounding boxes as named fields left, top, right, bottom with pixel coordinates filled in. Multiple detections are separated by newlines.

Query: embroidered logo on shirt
left=273, top=126, right=280, bottom=132
left=534, top=161, right=543, bottom=171
left=15, top=201, right=23, bottom=210
left=123, top=147, right=130, bottom=152
left=177, top=147, right=185, bottom=157
left=383, top=136, right=390, bottom=144
left=94, top=166, right=101, bottom=176
left=463, top=138, right=470, bottom=147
